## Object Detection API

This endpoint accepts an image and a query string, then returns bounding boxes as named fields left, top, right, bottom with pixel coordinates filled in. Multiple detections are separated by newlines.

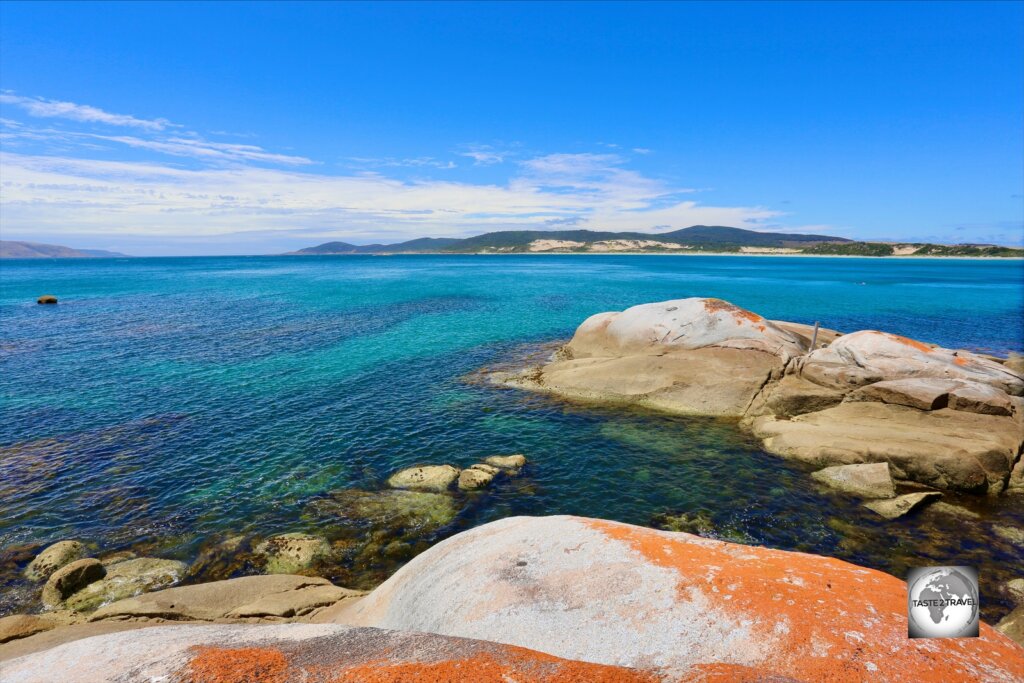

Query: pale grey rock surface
left=386, top=464, right=460, bottom=492
left=810, top=462, right=895, bottom=498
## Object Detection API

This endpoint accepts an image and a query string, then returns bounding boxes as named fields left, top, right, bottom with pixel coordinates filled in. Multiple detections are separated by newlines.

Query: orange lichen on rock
left=583, top=518, right=1024, bottom=683
left=329, top=651, right=658, bottom=683
left=184, top=646, right=291, bottom=683
left=702, top=298, right=764, bottom=323
left=885, top=332, right=934, bottom=353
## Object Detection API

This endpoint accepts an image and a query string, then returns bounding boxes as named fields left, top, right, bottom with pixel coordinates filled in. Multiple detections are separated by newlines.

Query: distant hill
left=0, top=240, right=129, bottom=259
left=288, top=226, right=851, bottom=255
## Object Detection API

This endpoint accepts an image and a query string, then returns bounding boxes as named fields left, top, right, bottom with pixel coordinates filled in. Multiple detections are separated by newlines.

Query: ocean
left=2, top=254, right=1023, bottom=618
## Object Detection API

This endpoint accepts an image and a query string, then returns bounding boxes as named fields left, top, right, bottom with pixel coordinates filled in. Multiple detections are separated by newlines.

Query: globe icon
left=908, top=567, right=979, bottom=638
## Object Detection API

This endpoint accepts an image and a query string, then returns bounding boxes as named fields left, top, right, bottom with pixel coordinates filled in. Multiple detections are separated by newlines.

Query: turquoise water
left=2, top=255, right=1023, bottom=618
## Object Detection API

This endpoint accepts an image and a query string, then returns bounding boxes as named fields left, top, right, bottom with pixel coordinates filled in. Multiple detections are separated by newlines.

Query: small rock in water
left=458, top=467, right=496, bottom=491
left=484, top=454, right=527, bottom=470
left=64, top=558, right=187, bottom=612
left=810, top=462, right=895, bottom=499
left=256, top=533, right=329, bottom=574
left=650, top=510, right=716, bottom=536
left=41, top=558, right=106, bottom=607
left=863, top=492, right=941, bottom=520
left=993, top=524, right=1024, bottom=547
left=1004, top=578, right=1024, bottom=606
left=24, top=540, right=86, bottom=582
left=36, top=294, right=58, bottom=304
left=387, top=465, right=460, bottom=492
left=925, top=501, right=981, bottom=520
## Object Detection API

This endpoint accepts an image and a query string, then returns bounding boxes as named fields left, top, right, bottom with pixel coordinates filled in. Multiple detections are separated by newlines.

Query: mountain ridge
left=288, top=225, right=850, bottom=255
left=0, top=240, right=129, bottom=259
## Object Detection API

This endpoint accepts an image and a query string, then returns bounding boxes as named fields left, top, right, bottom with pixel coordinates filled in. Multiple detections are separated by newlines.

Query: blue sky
left=1, top=1, right=1021, bottom=255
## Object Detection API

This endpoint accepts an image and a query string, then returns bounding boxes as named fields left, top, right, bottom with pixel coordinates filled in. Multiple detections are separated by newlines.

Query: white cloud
left=0, top=150, right=780, bottom=242
left=0, top=96, right=783, bottom=246
left=458, top=144, right=511, bottom=165
left=0, top=93, right=176, bottom=131
left=346, top=156, right=456, bottom=170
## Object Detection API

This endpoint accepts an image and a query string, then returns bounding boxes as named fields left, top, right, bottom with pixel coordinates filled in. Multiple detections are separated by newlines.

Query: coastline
left=289, top=251, right=1024, bottom=260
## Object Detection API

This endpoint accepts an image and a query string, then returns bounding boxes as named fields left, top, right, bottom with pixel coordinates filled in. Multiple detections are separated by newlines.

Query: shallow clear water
left=1, top=255, right=1023, bottom=618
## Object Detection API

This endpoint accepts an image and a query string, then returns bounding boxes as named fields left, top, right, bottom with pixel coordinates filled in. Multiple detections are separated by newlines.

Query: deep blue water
left=1, top=255, right=1023, bottom=617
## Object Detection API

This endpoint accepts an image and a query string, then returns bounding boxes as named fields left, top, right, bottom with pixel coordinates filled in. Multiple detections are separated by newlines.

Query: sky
left=0, top=1, right=1021, bottom=256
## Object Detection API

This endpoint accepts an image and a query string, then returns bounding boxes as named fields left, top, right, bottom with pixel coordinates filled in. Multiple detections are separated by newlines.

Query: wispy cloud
left=0, top=150, right=779, bottom=242
left=0, top=95, right=783, bottom=248
left=0, top=93, right=176, bottom=131
left=345, top=156, right=456, bottom=170
left=457, top=143, right=514, bottom=166
left=0, top=120, right=312, bottom=166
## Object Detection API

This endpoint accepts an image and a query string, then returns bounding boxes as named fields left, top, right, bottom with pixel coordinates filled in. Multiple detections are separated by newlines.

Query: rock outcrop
left=6, top=516, right=1023, bottom=681
left=1, top=623, right=654, bottom=683
left=35, top=295, right=57, bottom=305
left=341, top=515, right=1024, bottom=681
left=493, top=297, right=1024, bottom=494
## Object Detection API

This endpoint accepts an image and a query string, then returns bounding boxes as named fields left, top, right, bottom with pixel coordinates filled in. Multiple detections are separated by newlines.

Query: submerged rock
left=993, top=524, right=1024, bottom=547
left=925, top=501, right=982, bottom=520
left=457, top=467, right=495, bottom=491
left=41, top=559, right=105, bottom=607
left=483, top=454, right=527, bottom=470
left=386, top=465, right=460, bottom=492
left=339, top=515, right=1024, bottom=681
left=304, top=489, right=459, bottom=533
left=256, top=533, right=329, bottom=575
left=863, top=492, right=941, bottom=519
left=810, top=462, right=896, bottom=499
left=24, top=541, right=86, bottom=582
left=64, top=558, right=187, bottom=612
left=650, top=510, right=716, bottom=536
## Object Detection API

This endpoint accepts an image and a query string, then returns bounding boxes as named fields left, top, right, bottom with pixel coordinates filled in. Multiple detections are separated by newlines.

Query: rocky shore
left=3, top=516, right=1023, bottom=681
left=3, top=297, right=1023, bottom=679
left=489, top=297, right=1024, bottom=500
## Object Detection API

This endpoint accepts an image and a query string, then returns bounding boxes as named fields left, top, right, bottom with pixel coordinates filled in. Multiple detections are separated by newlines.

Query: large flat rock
left=89, top=574, right=360, bottom=622
left=1, top=623, right=655, bottom=683
left=337, top=515, right=1024, bottom=682
left=750, top=402, right=1023, bottom=493
left=504, top=346, right=780, bottom=417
